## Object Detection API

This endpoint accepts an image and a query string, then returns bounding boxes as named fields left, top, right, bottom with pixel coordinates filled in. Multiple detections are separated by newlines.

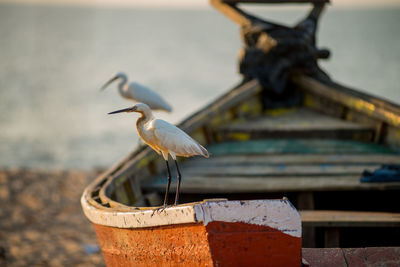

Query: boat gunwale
left=293, top=75, right=400, bottom=127
left=81, top=197, right=302, bottom=237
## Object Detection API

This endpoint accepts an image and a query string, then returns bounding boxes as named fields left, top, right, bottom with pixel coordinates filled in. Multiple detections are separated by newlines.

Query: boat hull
left=85, top=199, right=302, bottom=267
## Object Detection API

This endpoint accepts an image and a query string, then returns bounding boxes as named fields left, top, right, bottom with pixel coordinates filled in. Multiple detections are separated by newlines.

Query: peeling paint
left=211, top=199, right=296, bottom=238
left=82, top=196, right=301, bottom=238
left=227, top=132, right=250, bottom=141
left=137, top=158, right=149, bottom=168
left=304, top=93, right=318, bottom=109
left=240, top=102, right=250, bottom=113
left=265, top=107, right=297, bottom=116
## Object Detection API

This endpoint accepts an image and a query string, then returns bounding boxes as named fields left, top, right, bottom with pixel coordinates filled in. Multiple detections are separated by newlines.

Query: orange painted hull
left=93, top=220, right=301, bottom=267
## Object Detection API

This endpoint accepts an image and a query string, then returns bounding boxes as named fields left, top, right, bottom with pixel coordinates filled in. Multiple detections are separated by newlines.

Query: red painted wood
left=206, top=221, right=301, bottom=267
left=93, top=223, right=214, bottom=267
left=93, top=221, right=301, bottom=267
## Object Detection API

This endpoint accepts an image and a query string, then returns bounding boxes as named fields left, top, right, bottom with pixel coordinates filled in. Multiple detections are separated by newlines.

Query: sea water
left=0, top=4, right=399, bottom=169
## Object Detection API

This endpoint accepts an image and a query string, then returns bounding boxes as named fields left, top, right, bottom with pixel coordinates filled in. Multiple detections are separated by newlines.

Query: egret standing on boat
left=108, top=103, right=209, bottom=206
left=101, top=72, right=172, bottom=112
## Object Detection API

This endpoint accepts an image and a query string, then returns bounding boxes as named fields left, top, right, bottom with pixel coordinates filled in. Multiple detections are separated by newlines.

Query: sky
left=1, top=0, right=400, bottom=8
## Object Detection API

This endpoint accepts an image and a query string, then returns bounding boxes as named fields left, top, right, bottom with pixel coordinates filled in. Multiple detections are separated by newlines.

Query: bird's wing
left=129, top=82, right=172, bottom=112
left=151, top=119, right=208, bottom=158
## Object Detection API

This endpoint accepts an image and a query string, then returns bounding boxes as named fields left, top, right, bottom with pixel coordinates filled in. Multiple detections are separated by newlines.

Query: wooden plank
left=217, top=108, right=375, bottom=140
left=184, top=154, right=400, bottom=167
left=142, top=175, right=400, bottom=193
left=217, top=128, right=374, bottom=141
left=303, top=247, right=400, bottom=265
left=300, top=210, right=400, bottom=227
left=293, top=75, right=400, bottom=127
left=208, top=139, right=396, bottom=155
left=220, top=108, right=373, bottom=132
left=181, top=164, right=380, bottom=177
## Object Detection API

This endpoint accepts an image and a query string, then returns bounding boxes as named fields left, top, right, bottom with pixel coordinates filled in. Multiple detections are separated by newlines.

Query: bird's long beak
left=100, top=76, right=119, bottom=91
left=108, top=106, right=136, bottom=114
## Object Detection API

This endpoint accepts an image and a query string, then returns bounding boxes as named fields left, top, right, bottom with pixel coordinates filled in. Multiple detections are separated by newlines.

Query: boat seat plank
left=217, top=108, right=375, bottom=140
left=181, top=164, right=380, bottom=177
left=142, top=138, right=399, bottom=194
left=142, top=175, right=400, bottom=194
left=184, top=154, right=400, bottom=167
left=208, top=139, right=396, bottom=155
left=300, top=210, right=400, bottom=227
left=220, top=108, right=372, bottom=131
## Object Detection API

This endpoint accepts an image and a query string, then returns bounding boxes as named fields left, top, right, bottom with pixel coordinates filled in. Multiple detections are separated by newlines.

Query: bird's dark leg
left=163, top=160, right=172, bottom=207
left=174, top=160, right=182, bottom=205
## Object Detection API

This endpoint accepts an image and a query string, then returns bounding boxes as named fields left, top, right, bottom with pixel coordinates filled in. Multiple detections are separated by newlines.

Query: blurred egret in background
left=101, top=72, right=173, bottom=112
left=108, top=103, right=209, bottom=206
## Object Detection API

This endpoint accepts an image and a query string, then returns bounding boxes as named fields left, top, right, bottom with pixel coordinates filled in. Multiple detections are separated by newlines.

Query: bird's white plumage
left=109, top=103, right=208, bottom=206
left=151, top=119, right=208, bottom=159
left=113, top=103, right=209, bottom=161
left=124, top=82, right=172, bottom=112
left=102, top=72, right=172, bottom=112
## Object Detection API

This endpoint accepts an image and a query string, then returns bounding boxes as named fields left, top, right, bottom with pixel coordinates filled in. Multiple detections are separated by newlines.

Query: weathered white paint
left=81, top=192, right=198, bottom=228
left=193, top=199, right=301, bottom=237
left=81, top=191, right=301, bottom=237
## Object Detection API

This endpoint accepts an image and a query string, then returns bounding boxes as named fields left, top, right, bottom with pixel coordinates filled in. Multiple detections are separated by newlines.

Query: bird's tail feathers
left=164, top=104, right=173, bottom=113
left=199, top=144, right=210, bottom=158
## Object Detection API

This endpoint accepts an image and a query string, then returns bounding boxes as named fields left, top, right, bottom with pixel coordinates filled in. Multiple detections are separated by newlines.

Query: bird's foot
left=150, top=205, right=171, bottom=217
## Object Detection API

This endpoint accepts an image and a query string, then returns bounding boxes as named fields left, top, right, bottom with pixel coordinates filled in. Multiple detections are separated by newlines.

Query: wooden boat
left=81, top=0, right=400, bottom=266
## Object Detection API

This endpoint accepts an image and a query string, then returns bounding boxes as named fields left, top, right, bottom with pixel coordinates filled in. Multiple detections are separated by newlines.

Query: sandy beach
left=0, top=168, right=105, bottom=266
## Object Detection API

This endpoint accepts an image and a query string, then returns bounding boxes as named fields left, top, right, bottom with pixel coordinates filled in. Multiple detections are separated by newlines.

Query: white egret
left=108, top=103, right=209, bottom=207
left=101, top=72, right=172, bottom=112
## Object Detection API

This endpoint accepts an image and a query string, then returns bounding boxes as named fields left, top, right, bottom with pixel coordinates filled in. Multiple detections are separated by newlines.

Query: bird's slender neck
left=136, top=109, right=154, bottom=128
left=117, top=75, right=128, bottom=97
